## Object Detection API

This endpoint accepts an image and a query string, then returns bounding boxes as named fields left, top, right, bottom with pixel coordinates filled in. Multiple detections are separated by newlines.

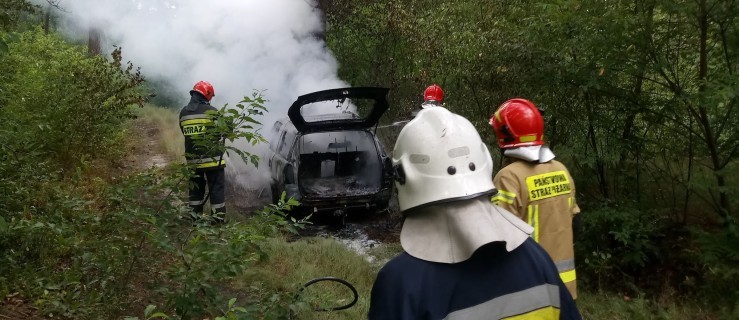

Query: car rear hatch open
left=287, top=87, right=389, bottom=133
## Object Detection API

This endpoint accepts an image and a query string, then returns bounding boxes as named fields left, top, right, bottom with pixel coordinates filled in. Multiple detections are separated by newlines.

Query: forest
left=321, top=0, right=739, bottom=308
left=1, top=0, right=738, bottom=319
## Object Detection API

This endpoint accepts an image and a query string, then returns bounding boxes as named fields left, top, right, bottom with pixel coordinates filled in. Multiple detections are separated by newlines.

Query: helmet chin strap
left=504, top=146, right=556, bottom=163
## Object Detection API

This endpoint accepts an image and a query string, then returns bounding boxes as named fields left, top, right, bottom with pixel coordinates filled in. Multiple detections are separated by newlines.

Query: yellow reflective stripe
left=560, top=269, right=576, bottom=283
left=195, top=159, right=226, bottom=168
left=502, top=306, right=560, bottom=320
left=528, top=205, right=540, bottom=242
left=492, top=189, right=516, bottom=205
left=491, top=194, right=514, bottom=205
left=534, top=204, right=539, bottom=242
left=180, top=118, right=213, bottom=126
left=519, top=134, right=538, bottom=143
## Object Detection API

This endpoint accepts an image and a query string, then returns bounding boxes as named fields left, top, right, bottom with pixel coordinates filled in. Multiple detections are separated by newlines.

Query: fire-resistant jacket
left=492, top=159, right=580, bottom=298
left=368, top=239, right=581, bottom=319
left=179, top=93, right=226, bottom=171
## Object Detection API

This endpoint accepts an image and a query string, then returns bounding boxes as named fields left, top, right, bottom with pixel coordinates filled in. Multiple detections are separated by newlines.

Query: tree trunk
left=43, top=9, right=51, bottom=34
left=696, top=0, right=732, bottom=221
left=88, top=27, right=102, bottom=56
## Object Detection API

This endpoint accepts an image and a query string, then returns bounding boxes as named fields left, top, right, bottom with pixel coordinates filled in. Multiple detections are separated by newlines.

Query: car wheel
left=270, top=184, right=280, bottom=204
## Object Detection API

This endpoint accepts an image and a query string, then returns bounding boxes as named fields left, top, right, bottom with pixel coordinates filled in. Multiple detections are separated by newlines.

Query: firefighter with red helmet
left=368, top=107, right=581, bottom=319
left=489, top=98, right=581, bottom=298
left=179, top=80, right=227, bottom=223
left=422, top=84, right=444, bottom=108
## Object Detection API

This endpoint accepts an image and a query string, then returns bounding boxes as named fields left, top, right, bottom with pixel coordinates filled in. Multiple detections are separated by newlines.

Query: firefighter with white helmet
left=489, top=98, right=581, bottom=298
left=368, top=107, right=581, bottom=319
left=179, top=80, right=227, bottom=223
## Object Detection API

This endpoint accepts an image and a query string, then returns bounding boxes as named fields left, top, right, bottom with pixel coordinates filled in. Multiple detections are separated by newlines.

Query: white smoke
left=37, top=0, right=349, bottom=192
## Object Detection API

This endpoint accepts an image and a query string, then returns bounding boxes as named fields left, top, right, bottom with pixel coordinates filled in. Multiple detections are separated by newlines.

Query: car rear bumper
left=300, top=187, right=392, bottom=214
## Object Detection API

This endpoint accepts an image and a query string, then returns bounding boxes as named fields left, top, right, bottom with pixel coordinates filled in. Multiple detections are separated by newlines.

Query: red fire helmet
left=423, top=84, right=444, bottom=103
left=489, top=98, right=545, bottom=149
left=191, top=80, right=215, bottom=101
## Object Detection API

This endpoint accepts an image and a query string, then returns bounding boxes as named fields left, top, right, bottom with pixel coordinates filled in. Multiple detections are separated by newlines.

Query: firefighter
left=422, top=83, right=444, bottom=108
left=369, top=107, right=581, bottom=319
left=411, top=84, right=445, bottom=118
left=179, top=80, right=227, bottom=223
left=489, top=98, right=581, bottom=298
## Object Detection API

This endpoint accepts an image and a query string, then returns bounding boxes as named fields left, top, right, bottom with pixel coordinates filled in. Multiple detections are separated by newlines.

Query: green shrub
left=0, top=28, right=144, bottom=173
left=576, top=205, right=666, bottom=291
left=692, top=226, right=739, bottom=315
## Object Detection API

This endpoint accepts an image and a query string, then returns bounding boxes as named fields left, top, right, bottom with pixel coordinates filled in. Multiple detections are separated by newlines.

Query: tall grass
left=234, top=235, right=727, bottom=320
left=135, top=104, right=184, bottom=161
left=235, top=237, right=393, bottom=319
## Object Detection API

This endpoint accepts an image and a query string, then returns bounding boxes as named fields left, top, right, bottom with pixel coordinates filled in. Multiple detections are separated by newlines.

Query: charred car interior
left=268, top=87, right=393, bottom=218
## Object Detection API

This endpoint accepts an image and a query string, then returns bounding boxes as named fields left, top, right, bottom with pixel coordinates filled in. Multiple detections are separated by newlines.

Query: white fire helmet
left=392, top=107, right=495, bottom=212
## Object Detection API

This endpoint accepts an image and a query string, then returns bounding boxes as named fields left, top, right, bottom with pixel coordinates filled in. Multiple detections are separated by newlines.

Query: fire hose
left=288, top=277, right=359, bottom=320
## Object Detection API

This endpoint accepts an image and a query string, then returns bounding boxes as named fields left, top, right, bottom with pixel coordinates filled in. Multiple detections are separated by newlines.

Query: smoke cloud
left=37, top=0, right=349, bottom=192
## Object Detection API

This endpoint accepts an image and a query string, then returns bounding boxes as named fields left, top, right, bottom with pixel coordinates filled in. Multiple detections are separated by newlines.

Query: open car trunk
left=298, top=130, right=381, bottom=197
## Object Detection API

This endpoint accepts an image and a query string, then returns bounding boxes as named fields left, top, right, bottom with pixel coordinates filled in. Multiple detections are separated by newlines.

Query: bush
left=692, top=226, right=739, bottom=315
left=0, top=28, right=144, bottom=173
left=576, top=204, right=667, bottom=292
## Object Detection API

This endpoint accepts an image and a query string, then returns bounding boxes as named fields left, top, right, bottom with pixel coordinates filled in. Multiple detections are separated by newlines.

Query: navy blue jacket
left=369, top=239, right=581, bottom=319
left=179, top=93, right=225, bottom=171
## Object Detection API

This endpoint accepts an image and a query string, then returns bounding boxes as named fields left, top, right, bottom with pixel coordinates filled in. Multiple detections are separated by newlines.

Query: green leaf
left=144, top=304, right=156, bottom=317
left=0, top=39, right=8, bottom=54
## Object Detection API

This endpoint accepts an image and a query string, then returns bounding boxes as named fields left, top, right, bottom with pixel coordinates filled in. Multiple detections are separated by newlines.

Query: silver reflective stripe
left=187, top=156, right=223, bottom=164
left=180, top=114, right=209, bottom=121
left=443, top=284, right=560, bottom=320
left=189, top=200, right=204, bottom=206
left=555, top=259, right=576, bottom=272
left=211, top=203, right=225, bottom=209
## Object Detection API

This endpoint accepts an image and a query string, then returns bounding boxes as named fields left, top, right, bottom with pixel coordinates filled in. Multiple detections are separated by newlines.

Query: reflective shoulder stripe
left=443, top=284, right=560, bottom=320
left=181, top=118, right=213, bottom=126
left=560, top=269, right=576, bottom=284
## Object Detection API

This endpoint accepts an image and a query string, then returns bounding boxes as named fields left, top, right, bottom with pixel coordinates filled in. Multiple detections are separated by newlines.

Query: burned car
left=267, top=87, right=393, bottom=217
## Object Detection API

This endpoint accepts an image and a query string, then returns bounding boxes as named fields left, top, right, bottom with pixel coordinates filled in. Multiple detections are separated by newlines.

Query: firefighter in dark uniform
left=179, top=80, right=227, bottom=223
left=369, top=107, right=581, bottom=319
left=489, top=98, right=581, bottom=298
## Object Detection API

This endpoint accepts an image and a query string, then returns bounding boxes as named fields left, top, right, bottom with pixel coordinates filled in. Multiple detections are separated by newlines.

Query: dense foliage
left=2, top=0, right=738, bottom=318
left=323, top=0, right=739, bottom=313
left=0, top=22, right=300, bottom=318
